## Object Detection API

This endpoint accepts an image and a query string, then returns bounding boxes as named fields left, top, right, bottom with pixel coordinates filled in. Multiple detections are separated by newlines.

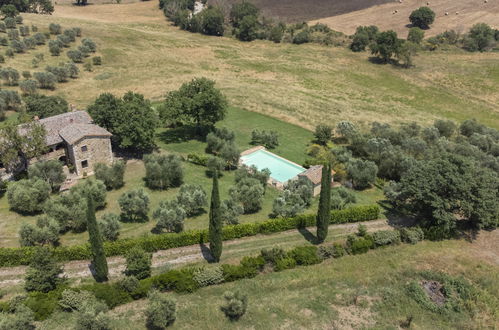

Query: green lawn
left=1, top=106, right=384, bottom=248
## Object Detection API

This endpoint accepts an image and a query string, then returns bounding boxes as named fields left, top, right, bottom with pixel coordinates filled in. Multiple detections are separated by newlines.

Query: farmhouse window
left=81, top=160, right=88, bottom=168
left=81, top=145, right=88, bottom=152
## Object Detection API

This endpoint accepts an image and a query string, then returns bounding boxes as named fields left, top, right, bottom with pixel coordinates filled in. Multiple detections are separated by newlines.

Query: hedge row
left=18, top=226, right=410, bottom=321
left=0, top=205, right=380, bottom=267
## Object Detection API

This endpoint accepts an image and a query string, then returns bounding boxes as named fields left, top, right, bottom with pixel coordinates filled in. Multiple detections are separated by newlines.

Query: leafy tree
left=336, top=121, right=358, bottom=142
left=48, top=40, right=61, bottom=56
left=160, top=78, right=227, bottom=133
left=0, top=89, right=21, bottom=111
left=209, top=171, right=223, bottom=262
left=145, top=290, right=176, bottom=329
left=19, top=215, right=60, bottom=247
left=292, top=29, right=310, bottom=44
left=7, top=178, right=50, bottom=214
left=49, top=23, right=61, bottom=35
left=33, top=71, right=56, bottom=90
left=271, top=177, right=313, bottom=218
left=230, top=1, right=259, bottom=28
left=370, top=30, right=402, bottom=62
left=88, top=92, right=158, bottom=151
left=350, top=25, right=378, bottom=51
left=221, top=291, right=247, bottom=321
left=330, top=186, right=356, bottom=210
left=24, top=246, right=63, bottom=292
left=98, top=214, right=121, bottom=241
left=206, top=127, right=235, bottom=154
left=28, top=159, right=66, bottom=192
left=19, top=79, right=37, bottom=95
left=347, top=158, right=378, bottom=189
left=74, top=300, right=111, bottom=330
left=70, top=178, right=107, bottom=209
left=87, top=197, right=108, bottom=282
left=176, top=184, right=207, bottom=216
left=220, top=142, right=240, bottom=169
left=4, top=17, right=15, bottom=29
left=407, top=27, right=424, bottom=44
left=82, top=38, right=97, bottom=52
left=235, top=14, right=259, bottom=41
left=33, top=32, right=46, bottom=45
left=234, top=165, right=270, bottom=189
left=44, top=192, right=87, bottom=232
left=45, top=65, right=69, bottom=82
left=0, top=120, right=46, bottom=171
left=124, top=247, right=152, bottom=280
left=207, top=156, right=225, bottom=176
left=94, top=160, right=126, bottom=190
left=118, top=189, right=150, bottom=222
left=464, top=23, right=495, bottom=52
left=144, top=154, right=183, bottom=190
left=0, top=67, right=20, bottom=85
left=220, top=198, right=243, bottom=225
left=199, top=5, right=225, bottom=36
left=153, top=201, right=186, bottom=233
left=314, top=124, right=333, bottom=145
left=250, top=129, right=279, bottom=149
left=397, top=41, right=418, bottom=68
left=409, top=7, right=435, bottom=29
left=268, top=24, right=284, bottom=43
left=67, top=50, right=83, bottom=63
left=1, top=4, right=19, bottom=17
left=316, top=164, right=331, bottom=243
left=387, top=153, right=498, bottom=239
left=0, top=304, right=35, bottom=330
left=229, top=177, right=264, bottom=214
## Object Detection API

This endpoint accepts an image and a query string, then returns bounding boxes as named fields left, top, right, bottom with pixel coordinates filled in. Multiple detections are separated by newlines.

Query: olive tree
left=7, top=178, right=51, bottom=214
left=176, top=184, right=207, bottom=216
left=152, top=201, right=186, bottom=233
left=145, top=290, right=176, bottom=329
left=97, top=214, right=121, bottom=241
left=118, top=189, right=150, bottom=222
left=409, top=7, right=435, bottom=29
left=28, top=160, right=66, bottom=192
left=144, top=154, right=183, bottom=190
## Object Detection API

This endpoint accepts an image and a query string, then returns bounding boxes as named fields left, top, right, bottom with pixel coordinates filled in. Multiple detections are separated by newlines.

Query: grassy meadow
left=0, top=1, right=495, bottom=131
left=38, top=231, right=499, bottom=329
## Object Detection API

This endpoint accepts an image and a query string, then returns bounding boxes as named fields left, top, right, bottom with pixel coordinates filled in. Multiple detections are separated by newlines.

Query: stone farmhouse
left=36, top=111, right=113, bottom=176
left=0, top=111, right=113, bottom=178
left=298, top=165, right=335, bottom=197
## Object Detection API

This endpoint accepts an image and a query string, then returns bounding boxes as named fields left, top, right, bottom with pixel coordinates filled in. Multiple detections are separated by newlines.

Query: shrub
left=250, top=129, right=279, bottom=149
left=186, top=153, right=209, bottom=166
left=33, top=71, right=56, bottom=89
left=234, top=14, right=258, bottom=41
left=31, top=25, right=38, bottom=32
left=7, top=178, right=51, bottom=214
left=193, top=266, right=224, bottom=287
left=288, top=246, right=321, bottom=265
left=19, top=79, right=37, bottom=95
left=117, top=276, right=139, bottom=293
left=94, top=161, right=126, bottom=190
left=57, top=34, right=71, bottom=47
left=144, top=154, right=183, bottom=190
left=98, top=214, right=121, bottom=241
left=399, top=227, right=424, bottom=244
left=153, top=201, right=186, bottom=233
left=221, top=198, right=243, bottom=225
left=74, top=300, right=111, bottom=330
left=33, top=32, right=46, bottom=45
left=124, top=247, right=152, bottom=280
left=330, top=186, right=356, bottom=210
left=239, top=255, right=265, bottom=271
left=92, top=56, right=102, bottom=65
left=58, top=289, right=96, bottom=311
left=14, top=15, right=22, bottom=24
left=271, top=177, right=313, bottom=218
left=372, top=230, right=401, bottom=247
left=274, top=257, right=296, bottom=272
left=49, top=23, right=61, bottom=35
left=63, top=29, right=76, bottom=42
left=73, top=27, right=82, bottom=37
left=152, top=268, right=198, bottom=293
left=19, top=25, right=29, bottom=37
left=67, top=49, right=83, bottom=63
left=314, top=124, right=333, bottom=145
left=78, top=45, right=91, bottom=57
left=221, top=291, right=247, bottom=321
left=0, top=22, right=4, bottom=32
left=5, top=48, right=14, bottom=57
left=24, top=247, right=63, bottom=293
left=65, top=62, right=79, bottom=78
left=293, top=30, right=310, bottom=44
left=409, top=7, right=435, bottom=29
left=464, top=23, right=495, bottom=52
left=176, top=184, right=207, bottom=216
left=45, top=65, right=69, bottom=83
left=0, top=67, right=20, bottom=86
left=260, top=247, right=286, bottom=265
left=7, top=29, right=19, bottom=40
left=318, top=242, right=346, bottom=259
left=0, top=304, right=35, bottom=329
left=79, top=283, right=131, bottom=309
left=118, top=189, right=150, bottom=222
left=0, top=37, right=6, bottom=46
left=145, top=290, right=176, bottom=329
left=221, top=264, right=258, bottom=282
left=82, top=38, right=96, bottom=52
left=346, top=235, right=374, bottom=255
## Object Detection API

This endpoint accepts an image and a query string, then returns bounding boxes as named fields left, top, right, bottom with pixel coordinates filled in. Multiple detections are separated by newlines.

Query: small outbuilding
left=298, top=165, right=335, bottom=197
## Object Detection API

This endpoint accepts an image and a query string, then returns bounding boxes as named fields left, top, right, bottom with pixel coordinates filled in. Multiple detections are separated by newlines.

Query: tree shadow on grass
left=298, top=227, right=319, bottom=245
left=199, top=242, right=215, bottom=263
left=157, top=126, right=205, bottom=144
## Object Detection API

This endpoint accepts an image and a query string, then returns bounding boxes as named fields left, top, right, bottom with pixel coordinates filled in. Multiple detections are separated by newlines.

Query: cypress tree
left=209, top=170, right=223, bottom=262
left=87, top=196, right=108, bottom=282
left=316, top=163, right=332, bottom=243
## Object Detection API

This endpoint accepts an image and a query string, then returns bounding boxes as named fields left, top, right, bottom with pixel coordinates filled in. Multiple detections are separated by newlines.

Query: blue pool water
left=240, top=149, right=306, bottom=183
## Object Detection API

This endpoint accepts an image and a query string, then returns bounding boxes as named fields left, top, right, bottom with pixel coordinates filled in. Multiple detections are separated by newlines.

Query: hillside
left=310, top=0, right=499, bottom=37
left=11, top=1, right=497, bottom=131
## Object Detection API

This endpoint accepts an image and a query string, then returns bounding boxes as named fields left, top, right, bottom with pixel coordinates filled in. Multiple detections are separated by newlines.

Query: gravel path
left=0, top=220, right=389, bottom=287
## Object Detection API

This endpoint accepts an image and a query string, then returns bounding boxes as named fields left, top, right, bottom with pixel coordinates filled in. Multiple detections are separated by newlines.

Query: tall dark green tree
left=208, top=170, right=223, bottom=262
left=87, top=197, right=108, bottom=282
left=316, top=164, right=331, bottom=243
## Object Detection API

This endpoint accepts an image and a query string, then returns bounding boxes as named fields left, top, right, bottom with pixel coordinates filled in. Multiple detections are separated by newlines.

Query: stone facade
left=69, top=136, right=113, bottom=176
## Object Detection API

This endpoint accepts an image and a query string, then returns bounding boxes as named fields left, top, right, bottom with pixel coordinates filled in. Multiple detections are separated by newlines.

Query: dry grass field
left=311, top=0, right=499, bottom=37
left=8, top=1, right=498, bottom=131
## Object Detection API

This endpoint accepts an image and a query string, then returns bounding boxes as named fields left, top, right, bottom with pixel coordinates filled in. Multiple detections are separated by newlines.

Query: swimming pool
left=240, top=149, right=306, bottom=183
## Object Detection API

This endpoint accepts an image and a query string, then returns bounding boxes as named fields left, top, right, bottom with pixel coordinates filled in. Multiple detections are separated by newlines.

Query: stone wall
left=69, top=136, right=113, bottom=176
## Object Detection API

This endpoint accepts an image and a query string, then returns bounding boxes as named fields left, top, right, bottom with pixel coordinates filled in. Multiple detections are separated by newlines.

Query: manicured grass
left=38, top=232, right=499, bottom=329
